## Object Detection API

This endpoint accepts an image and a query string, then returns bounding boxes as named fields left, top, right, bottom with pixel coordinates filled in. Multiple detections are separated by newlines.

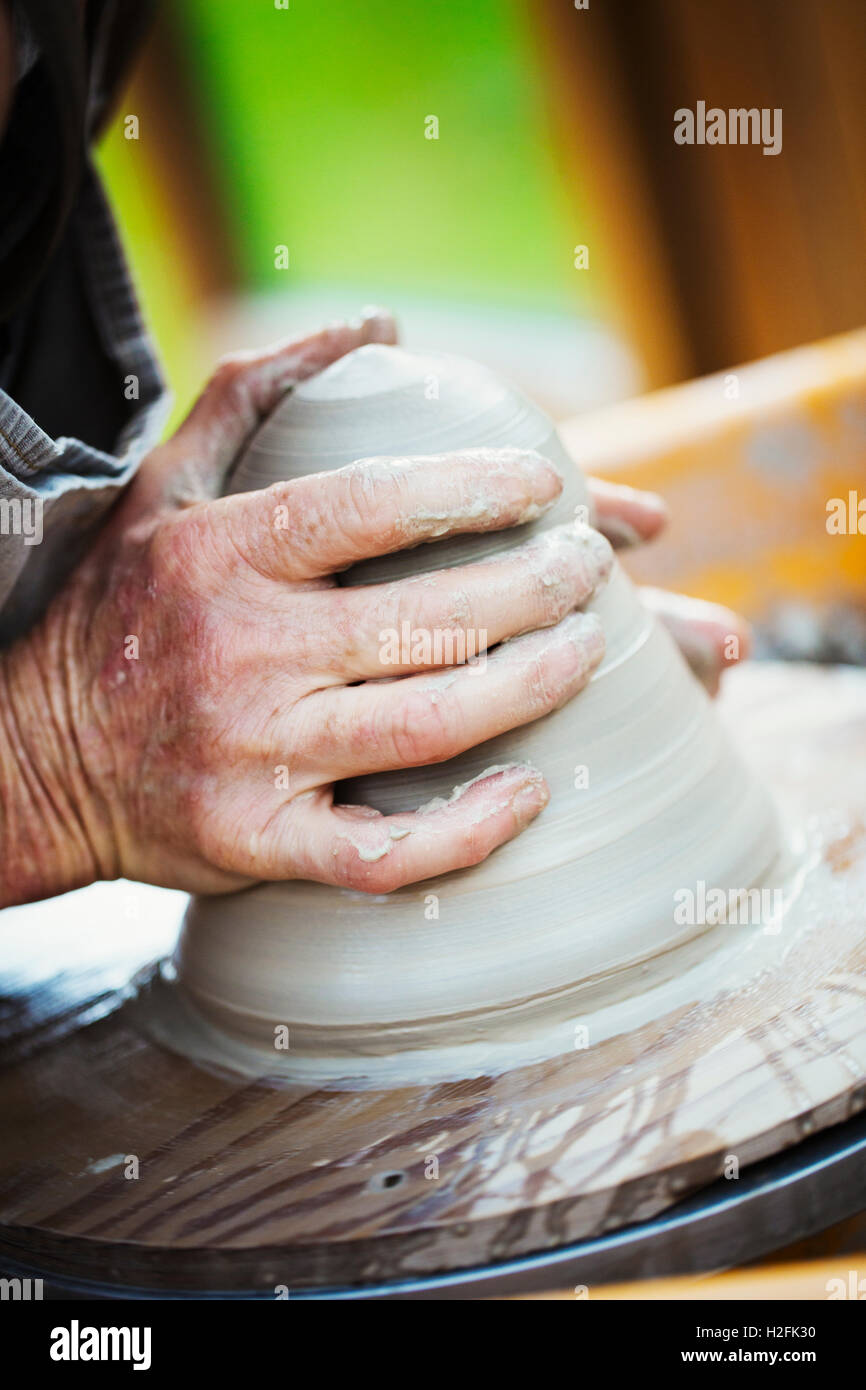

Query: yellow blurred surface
left=562, top=328, right=866, bottom=623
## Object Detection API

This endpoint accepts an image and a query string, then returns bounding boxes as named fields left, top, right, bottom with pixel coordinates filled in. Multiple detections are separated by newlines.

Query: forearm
left=0, top=623, right=113, bottom=907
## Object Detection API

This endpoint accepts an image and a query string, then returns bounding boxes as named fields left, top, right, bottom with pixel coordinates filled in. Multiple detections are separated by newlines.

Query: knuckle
left=284, top=474, right=364, bottom=568
left=150, top=506, right=203, bottom=569
left=205, top=355, right=252, bottom=416
left=341, top=705, right=387, bottom=768
left=385, top=588, right=432, bottom=654
left=525, top=565, right=570, bottom=626
left=523, top=536, right=586, bottom=621
left=322, top=593, right=365, bottom=666
left=154, top=502, right=258, bottom=600
left=393, top=581, right=473, bottom=643
left=519, top=650, right=560, bottom=711
left=211, top=353, right=247, bottom=390
left=458, top=825, right=492, bottom=870
left=264, top=477, right=297, bottom=512
left=330, top=840, right=404, bottom=894
left=367, top=858, right=410, bottom=893
left=344, top=466, right=390, bottom=537
left=385, top=687, right=462, bottom=767
left=341, top=460, right=407, bottom=548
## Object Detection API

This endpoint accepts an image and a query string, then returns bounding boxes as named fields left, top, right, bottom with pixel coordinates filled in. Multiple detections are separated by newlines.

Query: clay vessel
left=174, top=347, right=780, bottom=1063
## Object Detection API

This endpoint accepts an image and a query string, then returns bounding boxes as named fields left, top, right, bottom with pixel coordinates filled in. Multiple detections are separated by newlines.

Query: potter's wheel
left=3, top=1111, right=863, bottom=1298
left=0, top=662, right=864, bottom=1297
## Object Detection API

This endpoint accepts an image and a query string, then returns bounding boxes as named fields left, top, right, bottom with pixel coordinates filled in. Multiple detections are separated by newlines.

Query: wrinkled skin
left=0, top=312, right=748, bottom=908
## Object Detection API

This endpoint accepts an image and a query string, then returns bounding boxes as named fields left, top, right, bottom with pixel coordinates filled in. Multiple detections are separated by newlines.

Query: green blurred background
left=93, top=0, right=866, bottom=431
left=176, top=0, right=591, bottom=309
left=95, top=0, right=641, bottom=430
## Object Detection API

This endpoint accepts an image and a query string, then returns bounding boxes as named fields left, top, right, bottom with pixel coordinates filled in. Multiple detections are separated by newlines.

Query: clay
left=173, top=347, right=781, bottom=1077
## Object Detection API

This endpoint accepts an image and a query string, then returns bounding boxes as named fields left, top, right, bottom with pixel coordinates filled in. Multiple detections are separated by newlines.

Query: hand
left=0, top=311, right=613, bottom=906
left=588, top=477, right=751, bottom=695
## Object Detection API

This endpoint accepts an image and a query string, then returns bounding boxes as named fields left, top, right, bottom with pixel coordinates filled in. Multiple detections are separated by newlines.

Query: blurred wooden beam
left=538, top=0, right=866, bottom=382
left=535, top=1, right=693, bottom=389
left=560, top=327, right=866, bottom=626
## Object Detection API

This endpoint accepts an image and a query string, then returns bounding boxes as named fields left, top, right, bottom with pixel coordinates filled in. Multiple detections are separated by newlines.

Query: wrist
left=0, top=622, right=117, bottom=907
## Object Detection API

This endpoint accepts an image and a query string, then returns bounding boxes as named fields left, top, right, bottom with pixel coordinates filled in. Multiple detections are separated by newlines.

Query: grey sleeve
left=0, top=398, right=138, bottom=645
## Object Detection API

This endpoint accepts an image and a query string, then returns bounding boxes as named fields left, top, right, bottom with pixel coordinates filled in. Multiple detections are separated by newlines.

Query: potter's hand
left=0, top=314, right=612, bottom=906
left=588, top=478, right=750, bottom=695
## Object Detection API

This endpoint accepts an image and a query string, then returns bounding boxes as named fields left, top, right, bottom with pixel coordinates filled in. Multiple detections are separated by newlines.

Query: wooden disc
left=1, top=662, right=865, bottom=1295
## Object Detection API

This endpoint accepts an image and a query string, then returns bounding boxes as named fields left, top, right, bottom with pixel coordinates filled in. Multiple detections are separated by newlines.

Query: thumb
left=138, top=308, right=397, bottom=510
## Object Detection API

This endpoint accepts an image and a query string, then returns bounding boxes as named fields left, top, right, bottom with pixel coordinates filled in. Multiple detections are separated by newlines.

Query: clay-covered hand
left=0, top=312, right=612, bottom=906
left=588, top=477, right=750, bottom=694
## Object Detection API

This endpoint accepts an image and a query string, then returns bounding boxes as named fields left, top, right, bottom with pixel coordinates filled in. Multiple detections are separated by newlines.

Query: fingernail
left=561, top=611, right=605, bottom=670
left=726, top=619, right=753, bottom=662
left=606, top=481, right=669, bottom=520
left=511, top=772, right=549, bottom=827
left=596, top=515, right=642, bottom=550
left=530, top=526, right=613, bottom=599
left=520, top=449, right=564, bottom=491
left=574, top=523, right=614, bottom=584
left=359, top=306, right=397, bottom=343
left=639, top=488, right=669, bottom=520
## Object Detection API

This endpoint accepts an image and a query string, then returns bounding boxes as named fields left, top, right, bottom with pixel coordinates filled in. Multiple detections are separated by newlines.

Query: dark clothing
left=0, top=1, right=165, bottom=644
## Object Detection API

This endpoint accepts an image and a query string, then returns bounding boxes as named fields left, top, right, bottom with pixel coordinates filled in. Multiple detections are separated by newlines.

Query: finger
left=641, top=587, right=751, bottom=696
left=587, top=477, right=668, bottom=549
left=298, top=612, right=604, bottom=782
left=331, top=524, right=612, bottom=679
left=219, top=447, right=564, bottom=582
left=146, top=308, right=398, bottom=504
left=275, top=765, right=550, bottom=892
